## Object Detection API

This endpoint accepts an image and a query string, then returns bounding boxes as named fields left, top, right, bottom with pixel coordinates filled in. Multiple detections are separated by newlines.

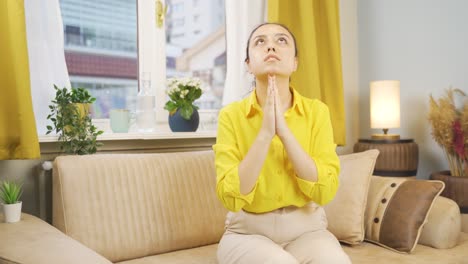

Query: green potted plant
left=164, top=77, right=203, bottom=132
left=0, top=180, right=23, bottom=223
left=428, top=88, right=468, bottom=212
left=46, top=85, right=104, bottom=155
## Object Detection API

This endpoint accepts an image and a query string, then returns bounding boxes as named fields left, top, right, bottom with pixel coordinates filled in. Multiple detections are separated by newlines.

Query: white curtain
left=25, top=0, right=71, bottom=135
left=222, top=0, right=266, bottom=106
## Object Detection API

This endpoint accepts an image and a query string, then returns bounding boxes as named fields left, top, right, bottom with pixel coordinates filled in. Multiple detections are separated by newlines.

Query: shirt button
left=277, top=170, right=281, bottom=174
left=277, top=195, right=282, bottom=202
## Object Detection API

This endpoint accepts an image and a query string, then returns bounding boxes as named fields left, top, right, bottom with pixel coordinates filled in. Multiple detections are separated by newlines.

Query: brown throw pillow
left=365, top=176, right=445, bottom=253
left=324, top=149, right=380, bottom=245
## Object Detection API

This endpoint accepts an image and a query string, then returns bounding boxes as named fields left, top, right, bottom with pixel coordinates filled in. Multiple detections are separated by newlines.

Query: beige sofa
left=1, top=150, right=467, bottom=264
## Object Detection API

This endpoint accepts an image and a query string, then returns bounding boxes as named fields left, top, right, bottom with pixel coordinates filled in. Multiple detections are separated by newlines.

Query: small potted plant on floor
left=0, top=180, right=23, bottom=223
left=46, top=85, right=104, bottom=155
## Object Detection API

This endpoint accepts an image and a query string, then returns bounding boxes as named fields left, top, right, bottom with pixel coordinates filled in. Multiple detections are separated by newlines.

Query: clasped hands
left=260, top=75, right=290, bottom=140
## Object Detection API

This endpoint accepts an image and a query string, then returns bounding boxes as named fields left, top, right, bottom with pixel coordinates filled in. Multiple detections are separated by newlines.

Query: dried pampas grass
left=463, top=102, right=468, bottom=146
left=428, top=88, right=467, bottom=176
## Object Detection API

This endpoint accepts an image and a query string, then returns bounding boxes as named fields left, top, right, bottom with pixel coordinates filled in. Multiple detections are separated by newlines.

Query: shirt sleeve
left=296, top=103, right=340, bottom=206
left=212, top=109, right=257, bottom=212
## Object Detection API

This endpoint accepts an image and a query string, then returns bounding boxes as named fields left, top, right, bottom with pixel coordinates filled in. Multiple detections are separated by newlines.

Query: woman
left=213, top=23, right=351, bottom=263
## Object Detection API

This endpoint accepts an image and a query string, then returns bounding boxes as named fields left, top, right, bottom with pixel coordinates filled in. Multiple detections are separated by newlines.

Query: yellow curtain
left=268, top=0, right=346, bottom=145
left=0, top=0, right=40, bottom=159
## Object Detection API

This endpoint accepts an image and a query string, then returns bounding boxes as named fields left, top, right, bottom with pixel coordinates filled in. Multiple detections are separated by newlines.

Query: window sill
left=38, top=130, right=217, bottom=143
left=38, top=130, right=217, bottom=155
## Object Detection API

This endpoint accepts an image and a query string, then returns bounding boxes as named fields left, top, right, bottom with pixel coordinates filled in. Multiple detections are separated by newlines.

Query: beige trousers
left=217, top=203, right=351, bottom=264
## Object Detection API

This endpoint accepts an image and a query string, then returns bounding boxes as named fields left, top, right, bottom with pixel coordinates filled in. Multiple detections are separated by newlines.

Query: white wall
left=357, top=0, right=468, bottom=178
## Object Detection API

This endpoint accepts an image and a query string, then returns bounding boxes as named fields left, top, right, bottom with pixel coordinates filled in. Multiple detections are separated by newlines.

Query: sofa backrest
left=52, top=150, right=227, bottom=262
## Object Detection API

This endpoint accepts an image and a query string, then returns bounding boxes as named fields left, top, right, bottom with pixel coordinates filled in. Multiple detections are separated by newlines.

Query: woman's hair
left=244, top=22, right=298, bottom=62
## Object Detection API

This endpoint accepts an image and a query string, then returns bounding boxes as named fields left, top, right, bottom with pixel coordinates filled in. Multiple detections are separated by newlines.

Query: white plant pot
left=2, top=202, right=22, bottom=223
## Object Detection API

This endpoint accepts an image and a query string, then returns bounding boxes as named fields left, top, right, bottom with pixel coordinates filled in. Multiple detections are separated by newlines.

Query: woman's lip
left=264, top=55, right=280, bottom=61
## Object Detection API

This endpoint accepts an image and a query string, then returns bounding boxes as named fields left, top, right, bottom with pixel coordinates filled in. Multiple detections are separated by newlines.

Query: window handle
left=155, top=0, right=167, bottom=28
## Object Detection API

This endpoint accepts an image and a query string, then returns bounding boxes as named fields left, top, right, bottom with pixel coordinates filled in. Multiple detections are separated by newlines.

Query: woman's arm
left=238, top=77, right=276, bottom=194
left=278, top=127, right=318, bottom=182
left=238, top=132, right=271, bottom=194
left=272, top=77, right=318, bottom=182
left=272, top=76, right=339, bottom=205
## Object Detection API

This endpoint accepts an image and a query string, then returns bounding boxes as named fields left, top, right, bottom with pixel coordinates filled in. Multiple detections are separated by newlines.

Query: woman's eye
left=278, top=37, right=287, bottom=44
left=255, top=39, right=264, bottom=45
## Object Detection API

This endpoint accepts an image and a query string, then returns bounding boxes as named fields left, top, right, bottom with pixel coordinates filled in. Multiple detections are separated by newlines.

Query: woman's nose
left=267, top=47, right=276, bottom=52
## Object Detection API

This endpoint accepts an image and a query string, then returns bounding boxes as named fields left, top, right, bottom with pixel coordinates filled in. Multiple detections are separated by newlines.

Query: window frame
left=137, top=0, right=167, bottom=124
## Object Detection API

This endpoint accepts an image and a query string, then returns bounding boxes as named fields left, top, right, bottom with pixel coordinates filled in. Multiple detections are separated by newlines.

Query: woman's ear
left=245, top=60, right=252, bottom=74
left=293, top=58, right=298, bottom=72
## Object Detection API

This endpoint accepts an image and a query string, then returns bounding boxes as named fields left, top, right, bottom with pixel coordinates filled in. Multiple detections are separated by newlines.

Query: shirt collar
left=244, top=87, right=305, bottom=117
left=245, top=89, right=261, bottom=117
left=290, top=87, right=305, bottom=116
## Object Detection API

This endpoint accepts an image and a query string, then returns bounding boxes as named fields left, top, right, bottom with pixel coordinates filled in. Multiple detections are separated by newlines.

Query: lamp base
left=371, top=134, right=400, bottom=140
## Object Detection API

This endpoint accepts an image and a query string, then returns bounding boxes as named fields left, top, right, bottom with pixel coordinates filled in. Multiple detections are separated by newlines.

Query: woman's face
left=246, top=24, right=297, bottom=78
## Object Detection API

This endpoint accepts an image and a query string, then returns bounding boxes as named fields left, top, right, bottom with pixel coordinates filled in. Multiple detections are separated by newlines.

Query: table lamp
left=370, top=80, right=400, bottom=140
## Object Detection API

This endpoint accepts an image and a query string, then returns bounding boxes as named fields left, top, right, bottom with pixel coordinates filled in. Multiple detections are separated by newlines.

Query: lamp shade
left=370, top=80, right=400, bottom=129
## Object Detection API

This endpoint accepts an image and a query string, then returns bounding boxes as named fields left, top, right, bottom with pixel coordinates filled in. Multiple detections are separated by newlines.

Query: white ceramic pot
left=2, top=202, right=22, bottom=223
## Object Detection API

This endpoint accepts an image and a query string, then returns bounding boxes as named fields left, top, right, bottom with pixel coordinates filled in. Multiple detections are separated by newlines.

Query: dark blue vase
left=168, top=108, right=199, bottom=132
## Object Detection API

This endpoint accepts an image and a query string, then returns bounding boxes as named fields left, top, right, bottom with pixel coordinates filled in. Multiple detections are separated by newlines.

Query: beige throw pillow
left=365, top=176, right=444, bottom=253
left=324, top=149, right=380, bottom=245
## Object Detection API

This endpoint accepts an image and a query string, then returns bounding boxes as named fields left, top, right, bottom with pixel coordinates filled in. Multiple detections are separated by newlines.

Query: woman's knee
left=264, top=251, right=298, bottom=264
left=218, top=247, right=299, bottom=264
left=217, top=233, right=299, bottom=264
left=285, top=230, right=351, bottom=264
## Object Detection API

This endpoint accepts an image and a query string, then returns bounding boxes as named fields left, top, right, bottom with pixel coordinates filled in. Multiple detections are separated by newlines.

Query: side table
left=353, top=138, right=419, bottom=177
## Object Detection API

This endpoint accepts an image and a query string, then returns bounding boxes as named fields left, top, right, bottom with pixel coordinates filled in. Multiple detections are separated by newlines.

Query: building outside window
left=166, top=0, right=226, bottom=111
left=60, top=0, right=138, bottom=119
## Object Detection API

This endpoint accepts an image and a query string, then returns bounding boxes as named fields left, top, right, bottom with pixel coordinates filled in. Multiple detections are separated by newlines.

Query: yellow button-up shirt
left=213, top=88, right=340, bottom=213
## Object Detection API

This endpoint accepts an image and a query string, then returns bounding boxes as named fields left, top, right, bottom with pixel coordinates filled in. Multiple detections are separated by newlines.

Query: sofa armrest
left=0, top=213, right=111, bottom=264
left=418, top=196, right=461, bottom=249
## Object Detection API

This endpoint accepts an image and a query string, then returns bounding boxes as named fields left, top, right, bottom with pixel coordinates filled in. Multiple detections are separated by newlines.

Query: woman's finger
left=271, top=75, right=279, bottom=108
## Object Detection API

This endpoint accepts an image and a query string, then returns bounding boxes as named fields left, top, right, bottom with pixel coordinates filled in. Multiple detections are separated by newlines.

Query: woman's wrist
left=258, top=127, right=274, bottom=142
left=277, top=125, right=293, bottom=141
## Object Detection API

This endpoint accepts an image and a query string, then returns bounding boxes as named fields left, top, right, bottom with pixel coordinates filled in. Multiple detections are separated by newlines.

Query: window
left=171, top=2, right=184, bottom=12
left=59, top=0, right=137, bottom=119
left=65, top=25, right=81, bottom=45
left=173, top=18, right=185, bottom=27
left=58, top=0, right=226, bottom=131
left=164, top=0, right=226, bottom=111
left=171, top=33, right=185, bottom=39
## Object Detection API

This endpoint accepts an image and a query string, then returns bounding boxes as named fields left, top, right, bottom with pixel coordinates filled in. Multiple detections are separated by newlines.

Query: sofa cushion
left=115, top=244, right=218, bottom=264
left=343, top=232, right=468, bottom=264
left=115, top=233, right=468, bottom=264
left=324, top=149, right=379, bottom=244
left=419, top=196, right=461, bottom=249
left=53, top=151, right=228, bottom=263
left=365, top=176, right=444, bottom=253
